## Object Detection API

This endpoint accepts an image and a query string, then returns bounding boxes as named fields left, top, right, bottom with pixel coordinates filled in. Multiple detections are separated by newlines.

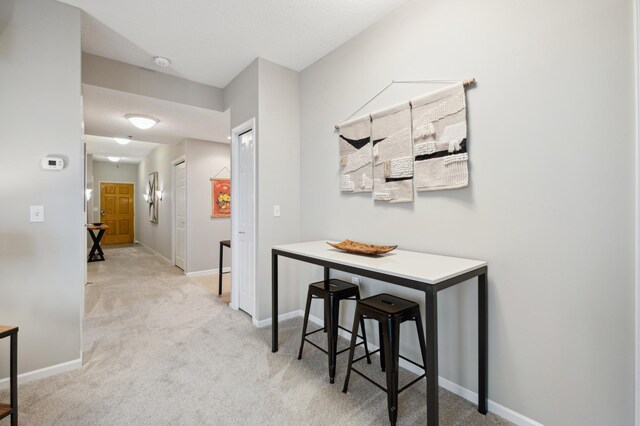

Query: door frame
left=171, top=155, right=187, bottom=271
left=97, top=180, right=136, bottom=244
left=230, top=118, right=257, bottom=316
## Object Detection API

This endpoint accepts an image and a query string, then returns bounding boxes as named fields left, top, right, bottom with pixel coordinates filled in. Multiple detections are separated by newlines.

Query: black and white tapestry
left=411, top=83, right=469, bottom=191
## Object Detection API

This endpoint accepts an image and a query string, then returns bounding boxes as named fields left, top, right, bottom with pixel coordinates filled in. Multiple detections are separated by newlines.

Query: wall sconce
left=156, top=189, right=163, bottom=202
left=85, top=189, right=93, bottom=201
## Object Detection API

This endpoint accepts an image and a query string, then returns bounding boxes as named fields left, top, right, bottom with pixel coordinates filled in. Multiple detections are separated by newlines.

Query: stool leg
left=328, top=294, right=340, bottom=384
left=379, top=322, right=386, bottom=372
left=297, top=289, right=313, bottom=360
left=342, top=306, right=362, bottom=394
left=415, top=312, right=428, bottom=374
left=323, top=294, right=329, bottom=333
left=382, top=319, right=400, bottom=426
left=10, top=332, right=17, bottom=426
left=355, top=292, right=371, bottom=364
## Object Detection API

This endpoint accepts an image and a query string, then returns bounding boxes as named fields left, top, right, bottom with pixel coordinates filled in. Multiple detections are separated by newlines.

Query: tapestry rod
left=334, top=78, right=476, bottom=130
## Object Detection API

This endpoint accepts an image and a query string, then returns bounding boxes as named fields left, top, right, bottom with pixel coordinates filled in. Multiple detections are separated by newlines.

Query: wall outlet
left=273, top=205, right=281, bottom=217
left=30, top=205, right=44, bottom=222
left=351, top=276, right=360, bottom=285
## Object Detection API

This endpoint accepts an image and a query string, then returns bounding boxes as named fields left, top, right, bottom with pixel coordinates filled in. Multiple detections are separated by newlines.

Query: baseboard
left=0, top=358, right=81, bottom=390
left=306, top=314, right=543, bottom=426
left=253, top=310, right=304, bottom=328
left=185, top=267, right=231, bottom=277
left=136, top=242, right=172, bottom=265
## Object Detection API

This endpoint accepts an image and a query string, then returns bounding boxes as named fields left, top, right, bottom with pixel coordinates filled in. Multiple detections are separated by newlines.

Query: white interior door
left=232, top=123, right=256, bottom=316
left=175, top=161, right=186, bottom=270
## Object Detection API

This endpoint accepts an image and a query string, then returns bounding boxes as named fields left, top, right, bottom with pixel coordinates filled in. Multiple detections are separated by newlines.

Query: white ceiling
left=58, top=0, right=409, bottom=88
left=85, top=134, right=159, bottom=164
left=83, top=84, right=231, bottom=145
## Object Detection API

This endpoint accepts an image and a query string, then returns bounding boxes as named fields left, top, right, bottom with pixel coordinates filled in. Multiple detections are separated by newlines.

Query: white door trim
left=230, top=118, right=257, bottom=315
left=171, top=155, right=186, bottom=271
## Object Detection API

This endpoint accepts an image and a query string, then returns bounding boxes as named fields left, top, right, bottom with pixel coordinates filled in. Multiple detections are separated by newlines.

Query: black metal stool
left=298, top=279, right=371, bottom=384
left=342, top=293, right=427, bottom=426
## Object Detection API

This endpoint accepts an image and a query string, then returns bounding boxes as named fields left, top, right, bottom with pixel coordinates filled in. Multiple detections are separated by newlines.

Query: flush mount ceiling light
left=154, top=56, right=171, bottom=67
left=125, top=114, right=159, bottom=130
left=114, top=136, right=133, bottom=145
left=107, top=156, right=121, bottom=162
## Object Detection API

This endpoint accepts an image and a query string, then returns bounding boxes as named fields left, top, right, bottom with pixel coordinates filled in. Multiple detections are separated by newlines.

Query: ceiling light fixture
left=154, top=56, right=171, bottom=67
left=125, top=114, right=159, bottom=130
left=114, top=136, right=133, bottom=145
left=107, top=156, right=121, bottom=162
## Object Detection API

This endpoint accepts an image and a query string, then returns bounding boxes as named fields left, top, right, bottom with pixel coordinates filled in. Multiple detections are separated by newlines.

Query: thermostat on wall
left=42, top=157, right=64, bottom=170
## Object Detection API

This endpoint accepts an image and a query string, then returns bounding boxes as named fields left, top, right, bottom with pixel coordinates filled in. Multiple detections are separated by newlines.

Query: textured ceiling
left=58, top=0, right=408, bottom=87
left=82, top=84, right=231, bottom=146
left=85, top=134, right=159, bottom=164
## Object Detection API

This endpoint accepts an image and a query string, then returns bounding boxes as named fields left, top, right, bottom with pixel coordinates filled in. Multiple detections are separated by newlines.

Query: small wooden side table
left=87, top=224, right=110, bottom=263
left=218, top=240, right=231, bottom=295
left=0, top=326, right=18, bottom=426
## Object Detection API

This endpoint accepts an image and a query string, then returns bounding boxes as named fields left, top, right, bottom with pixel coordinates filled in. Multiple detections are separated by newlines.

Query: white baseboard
left=185, top=267, right=231, bottom=277
left=136, top=242, right=172, bottom=265
left=253, top=310, right=304, bottom=328
left=305, top=314, right=542, bottom=426
left=0, top=358, right=82, bottom=390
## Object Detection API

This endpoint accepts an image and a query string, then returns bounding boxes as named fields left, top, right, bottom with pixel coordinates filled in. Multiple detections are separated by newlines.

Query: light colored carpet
left=0, top=245, right=511, bottom=425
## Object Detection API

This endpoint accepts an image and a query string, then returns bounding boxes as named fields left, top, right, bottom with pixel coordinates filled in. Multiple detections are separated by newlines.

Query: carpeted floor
left=0, top=245, right=511, bottom=425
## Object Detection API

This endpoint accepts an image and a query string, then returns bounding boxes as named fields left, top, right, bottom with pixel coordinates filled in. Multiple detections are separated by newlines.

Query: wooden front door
left=100, top=182, right=134, bottom=245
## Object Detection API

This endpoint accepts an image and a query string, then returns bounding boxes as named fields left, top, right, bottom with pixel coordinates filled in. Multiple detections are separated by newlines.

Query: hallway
left=0, top=246, right=509, bottom=425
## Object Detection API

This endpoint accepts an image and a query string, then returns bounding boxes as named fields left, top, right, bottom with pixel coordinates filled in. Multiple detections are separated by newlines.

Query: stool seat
left=298, top=279, right=370, bottom=383
left=309, top=279, right=360, bottom=294
left=359, top=293, right=418, bottom=316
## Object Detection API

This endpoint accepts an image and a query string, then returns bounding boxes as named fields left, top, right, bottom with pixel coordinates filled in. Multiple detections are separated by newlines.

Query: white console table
left=271, top=240, right=488, bottom=425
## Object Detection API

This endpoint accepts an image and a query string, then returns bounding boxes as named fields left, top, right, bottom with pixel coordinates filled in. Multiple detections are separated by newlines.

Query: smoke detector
left=154, top=56, right=171, bottom=67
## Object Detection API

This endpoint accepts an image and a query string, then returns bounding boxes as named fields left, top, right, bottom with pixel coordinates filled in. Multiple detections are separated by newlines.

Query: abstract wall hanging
left=211, top=178, right=231, bottom=218
left=334, top=78, right=475, bottom=203
left=338, top=115, right=373, bottom=193
left=371, top=102, right=414, bottom=203
left=147, top=172, right=158, bottom=223
left=411, top=82, right=468, bottom=191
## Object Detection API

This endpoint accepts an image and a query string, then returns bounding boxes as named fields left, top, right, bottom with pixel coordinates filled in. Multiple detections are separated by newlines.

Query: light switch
left=30, top=205, right=44, bottom=222
left=273, top=205, right=281, bottom=217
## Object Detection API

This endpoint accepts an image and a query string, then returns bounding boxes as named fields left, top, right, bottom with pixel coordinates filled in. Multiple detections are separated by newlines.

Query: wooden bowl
left=327, top=239, right=397, bottom=255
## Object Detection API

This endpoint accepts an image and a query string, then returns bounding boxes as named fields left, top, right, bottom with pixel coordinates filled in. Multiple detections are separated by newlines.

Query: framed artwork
left=147, top=172, right=158, bottom=223
left=211, top=178, right=230, bottom=218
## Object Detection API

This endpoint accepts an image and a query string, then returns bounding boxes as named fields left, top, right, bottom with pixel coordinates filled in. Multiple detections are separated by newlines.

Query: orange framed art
left=211, top=178, right=231, bottom=218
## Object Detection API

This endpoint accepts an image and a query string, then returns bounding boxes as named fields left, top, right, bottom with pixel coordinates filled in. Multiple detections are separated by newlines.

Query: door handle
left=238, top=231, right=245, bottom=234
left=101, top=210, right=105, bottom=216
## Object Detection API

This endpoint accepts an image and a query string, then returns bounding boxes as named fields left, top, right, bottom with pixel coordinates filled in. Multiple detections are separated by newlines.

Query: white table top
left=273, top=241, right=487, bottom=285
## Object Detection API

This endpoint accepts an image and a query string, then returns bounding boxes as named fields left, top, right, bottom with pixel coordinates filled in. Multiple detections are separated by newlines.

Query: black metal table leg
left=10, top=332, right=17, bottom=426
left=272, top=251, right=279, bottom=352
left=218, top=242, right=224, bottom=295
left=478, top=272, right=488, bottom=414
left=425, top=287, right=438, bottom=425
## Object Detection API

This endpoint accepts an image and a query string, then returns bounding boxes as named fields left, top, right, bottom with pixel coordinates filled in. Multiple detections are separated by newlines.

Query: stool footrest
left=398, top=374, right=426, bottom=394
left=304, top=337, right=366, bottom=356
left=351, top=367, right=388, bottom=393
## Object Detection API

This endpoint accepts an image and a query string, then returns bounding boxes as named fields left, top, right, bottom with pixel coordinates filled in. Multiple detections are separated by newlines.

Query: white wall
left=136, top=142, right=185, bottom=261
left=255, top=59, right=301, bottom=320
left=92, top=160, right=138, bottom=223
left=298, top=0, right=635, bottom=425
left=82, top=53, right=224, bottom=111
left=185, top=139, right=231, bottom=273
left=0, top=0, right=83, bottom=377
